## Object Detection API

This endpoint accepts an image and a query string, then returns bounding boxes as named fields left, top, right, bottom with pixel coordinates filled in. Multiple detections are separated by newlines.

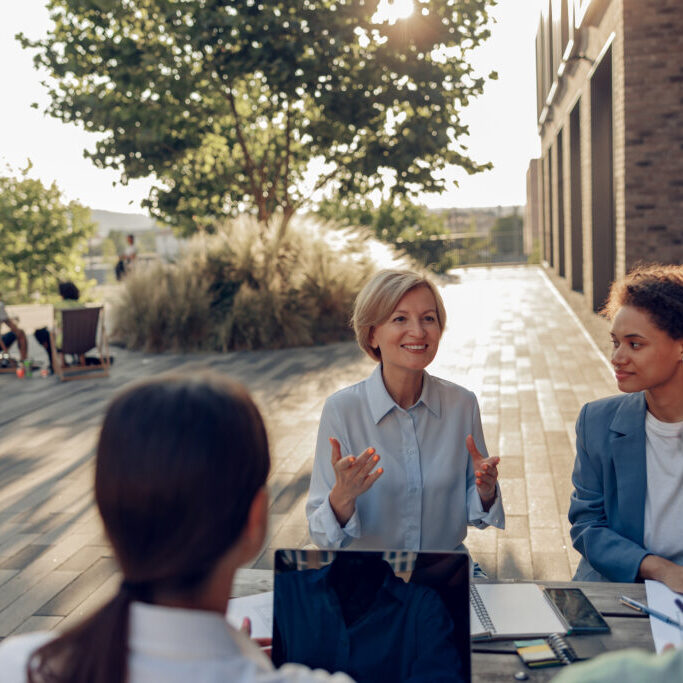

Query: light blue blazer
left=569, top=391, right=650, bottom=582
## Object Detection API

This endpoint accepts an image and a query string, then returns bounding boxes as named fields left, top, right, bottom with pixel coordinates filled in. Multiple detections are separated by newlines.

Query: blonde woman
left=306, top=270, right=504, bottom=563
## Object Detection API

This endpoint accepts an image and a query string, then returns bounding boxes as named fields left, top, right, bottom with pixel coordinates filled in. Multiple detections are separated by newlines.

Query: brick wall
left=622, top=0, right=683, bottom=265
left=524, top=159, right=542, bottom=255
left=533, top=0, right=683, bottom=314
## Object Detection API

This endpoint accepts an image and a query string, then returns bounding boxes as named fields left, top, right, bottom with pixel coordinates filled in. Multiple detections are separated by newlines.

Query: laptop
left=272, top=549, right=471, bottom=683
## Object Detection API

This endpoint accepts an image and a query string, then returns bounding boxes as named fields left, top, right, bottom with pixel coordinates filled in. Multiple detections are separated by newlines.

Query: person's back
left=0, top=605, right=348, bottom=682
left=0, top=374, right=353, bottom=683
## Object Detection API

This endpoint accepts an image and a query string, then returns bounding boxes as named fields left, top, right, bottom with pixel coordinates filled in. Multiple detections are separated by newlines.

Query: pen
left=619, top=595, right=682, bottom=629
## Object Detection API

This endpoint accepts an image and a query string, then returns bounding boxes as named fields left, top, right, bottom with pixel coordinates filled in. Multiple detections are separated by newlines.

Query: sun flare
left=375, top=0, right=414, bottom=23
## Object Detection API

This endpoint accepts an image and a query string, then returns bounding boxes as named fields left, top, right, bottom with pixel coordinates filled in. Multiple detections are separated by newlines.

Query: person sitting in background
left=569, top=264, right=683, bottom=590
left=34, top=281, right=82, bottom=373
left=0, top=297, right=28, bottom=363
left=0, top=373, right=353, bottom=682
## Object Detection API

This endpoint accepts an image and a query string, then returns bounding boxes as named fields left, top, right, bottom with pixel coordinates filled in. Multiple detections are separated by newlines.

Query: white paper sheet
left=226, top=591, right=274, bottom=639
left=644, top=580, right=683, bottom=653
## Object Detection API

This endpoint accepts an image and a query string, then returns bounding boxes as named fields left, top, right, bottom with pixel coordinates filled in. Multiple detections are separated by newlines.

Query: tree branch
left=227, top=88, right=264, bottom=218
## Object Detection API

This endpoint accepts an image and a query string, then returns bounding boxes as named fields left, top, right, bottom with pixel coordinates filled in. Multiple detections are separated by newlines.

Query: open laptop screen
left=272, top=549, right=470, bottom=683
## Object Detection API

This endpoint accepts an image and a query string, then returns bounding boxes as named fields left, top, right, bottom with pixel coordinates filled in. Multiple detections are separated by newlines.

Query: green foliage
left=111, top=216, right=376, bottom=352
left=0, top=169, right=95, bottom=301
left=20, top=0, right=496, bottom=234
left=317, top=196, right=455, bottom=272
left=490, top=212, right=523, bottom=257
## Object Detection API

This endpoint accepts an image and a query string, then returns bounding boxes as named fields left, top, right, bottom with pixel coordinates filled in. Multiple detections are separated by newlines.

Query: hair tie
left=120, top=579, right=152, bottom=601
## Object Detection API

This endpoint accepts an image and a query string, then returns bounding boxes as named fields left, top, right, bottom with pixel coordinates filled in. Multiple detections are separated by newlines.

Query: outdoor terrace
left=0, top=265, right=616, bottom=639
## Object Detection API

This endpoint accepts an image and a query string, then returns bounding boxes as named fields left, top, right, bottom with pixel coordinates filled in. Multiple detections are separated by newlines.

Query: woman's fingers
left=333, top=454, right=356, bottom=472
left=360, top=465, right=384, bottom=492
left=352, top=448, right=377, bottom=478
left=329, top=437, right=342, bottom=465
left=466, top=434, right=482, bottom=464
left=241, top=617, right=252, bottom=636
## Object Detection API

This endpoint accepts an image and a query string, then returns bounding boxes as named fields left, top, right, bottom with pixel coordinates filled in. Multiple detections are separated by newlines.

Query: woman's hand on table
left=328, top=437, right=383, bottom=526
left=466, top=434, right=500, bottom=512
left=241, top=617, right=272, bottom=658
left=638, top=555, right=683, bottom=593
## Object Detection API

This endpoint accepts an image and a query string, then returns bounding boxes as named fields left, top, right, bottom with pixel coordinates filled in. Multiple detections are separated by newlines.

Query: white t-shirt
left=643, top=411, right=683, bottom=565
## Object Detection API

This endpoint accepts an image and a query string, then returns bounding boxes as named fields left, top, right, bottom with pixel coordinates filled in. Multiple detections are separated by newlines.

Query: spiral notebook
left=470, top=583, right=567, bottom=641
left=516, top=633, right=606, bottom=668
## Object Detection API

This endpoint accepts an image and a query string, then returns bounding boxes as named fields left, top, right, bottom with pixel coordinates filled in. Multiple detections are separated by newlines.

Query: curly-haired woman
left=569, top=264, right=683, bottom=591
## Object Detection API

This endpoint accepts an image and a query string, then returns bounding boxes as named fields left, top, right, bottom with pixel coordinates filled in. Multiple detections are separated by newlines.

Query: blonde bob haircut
left=353, top=269, right=447, bottom=361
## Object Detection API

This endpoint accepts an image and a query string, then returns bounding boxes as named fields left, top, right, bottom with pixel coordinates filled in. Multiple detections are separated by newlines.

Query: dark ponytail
left=28, top=373, right=270, bottom=682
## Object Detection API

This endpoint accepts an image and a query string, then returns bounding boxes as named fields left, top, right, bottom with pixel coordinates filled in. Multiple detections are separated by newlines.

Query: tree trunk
left=277, top=207, right=296, bottom=240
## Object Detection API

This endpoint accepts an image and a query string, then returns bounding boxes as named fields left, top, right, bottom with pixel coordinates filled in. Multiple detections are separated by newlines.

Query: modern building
left=531, top=0, right=683, bottom=311
left=524, top=159, right=542, bottom=257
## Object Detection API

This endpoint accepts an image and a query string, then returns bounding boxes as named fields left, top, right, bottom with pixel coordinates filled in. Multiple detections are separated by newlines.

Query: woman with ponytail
left=0, top=374, right=352, bottom=682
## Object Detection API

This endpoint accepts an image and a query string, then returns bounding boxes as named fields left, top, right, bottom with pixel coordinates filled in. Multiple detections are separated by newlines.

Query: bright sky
left=0, top=0, right=544, bottom=215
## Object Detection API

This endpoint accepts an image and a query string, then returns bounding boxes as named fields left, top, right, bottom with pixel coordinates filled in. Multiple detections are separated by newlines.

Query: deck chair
left=0, top=334, right=22, bottom=374
left=0, top=345, right=20, bottom=374
left=50, top=306, right=111, bottom=381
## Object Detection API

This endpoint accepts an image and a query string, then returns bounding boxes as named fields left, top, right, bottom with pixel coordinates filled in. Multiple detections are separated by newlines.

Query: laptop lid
left=272, top=549, right=470, bottom=683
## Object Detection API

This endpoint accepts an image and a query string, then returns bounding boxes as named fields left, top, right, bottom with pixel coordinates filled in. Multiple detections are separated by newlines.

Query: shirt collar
left=366, top=364, right=441, bottom=424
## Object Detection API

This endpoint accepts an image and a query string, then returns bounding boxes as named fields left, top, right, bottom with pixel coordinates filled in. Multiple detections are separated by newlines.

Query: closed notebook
left=516, top=634, right=606, bottom=668
left=470, top=583, right=567, bottom=641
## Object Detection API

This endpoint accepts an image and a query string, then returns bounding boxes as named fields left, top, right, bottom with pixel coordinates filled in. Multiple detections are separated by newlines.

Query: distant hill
left=90, top=209, right=157, bottom=237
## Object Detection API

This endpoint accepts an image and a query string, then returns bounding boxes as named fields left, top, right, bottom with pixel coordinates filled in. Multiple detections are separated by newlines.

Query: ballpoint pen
left=619, top=595, right=683, bottom=629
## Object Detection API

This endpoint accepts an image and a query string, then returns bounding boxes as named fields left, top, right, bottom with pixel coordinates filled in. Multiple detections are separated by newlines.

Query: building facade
left=532, top=0, right=683, bottom=311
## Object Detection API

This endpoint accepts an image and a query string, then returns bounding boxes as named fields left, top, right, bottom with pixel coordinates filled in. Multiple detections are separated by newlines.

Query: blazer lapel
left=610, top=392, right=647, bottom=545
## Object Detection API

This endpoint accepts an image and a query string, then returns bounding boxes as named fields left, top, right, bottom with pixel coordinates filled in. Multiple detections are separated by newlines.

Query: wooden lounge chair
left=50, top=306, right=111, bottom=381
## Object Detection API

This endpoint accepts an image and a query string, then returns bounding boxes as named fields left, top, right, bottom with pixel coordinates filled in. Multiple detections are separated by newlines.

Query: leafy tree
left=0, top=170, right=95, bottom=300
left=318, top=195, right=457, bottom=272
left=20, top=0, right=496, bottom=235
left=490, top=212, right=523, bottom=257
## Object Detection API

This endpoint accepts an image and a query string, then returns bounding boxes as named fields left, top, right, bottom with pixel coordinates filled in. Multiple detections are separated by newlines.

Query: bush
left=111, top=215, right=396, bottom=352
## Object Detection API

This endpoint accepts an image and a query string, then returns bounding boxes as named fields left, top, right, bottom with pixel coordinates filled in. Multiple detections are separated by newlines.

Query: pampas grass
left=111, top=215, right=408, bottom=352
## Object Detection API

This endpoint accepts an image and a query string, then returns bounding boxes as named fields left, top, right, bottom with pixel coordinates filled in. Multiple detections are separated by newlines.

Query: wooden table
left=232, top=570, right=653, bottom=682
left=471, top=581, right=652, bottom=681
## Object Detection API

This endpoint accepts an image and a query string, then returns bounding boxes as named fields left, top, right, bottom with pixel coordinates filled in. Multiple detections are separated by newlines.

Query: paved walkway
left=0, top=265, right=617, bottom=639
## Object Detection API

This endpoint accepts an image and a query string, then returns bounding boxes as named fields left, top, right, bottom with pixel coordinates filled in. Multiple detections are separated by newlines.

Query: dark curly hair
left=602, top=264, right=683, bottom=339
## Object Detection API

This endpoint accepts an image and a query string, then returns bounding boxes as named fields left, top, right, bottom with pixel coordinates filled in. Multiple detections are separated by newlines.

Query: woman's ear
left=369, top=326, right=378, bottom=349
left=241, top=486, right=268, bottom=563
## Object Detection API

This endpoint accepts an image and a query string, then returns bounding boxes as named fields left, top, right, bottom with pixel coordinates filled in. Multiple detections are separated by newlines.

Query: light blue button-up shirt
left=306, top=365, right=505, bottom=551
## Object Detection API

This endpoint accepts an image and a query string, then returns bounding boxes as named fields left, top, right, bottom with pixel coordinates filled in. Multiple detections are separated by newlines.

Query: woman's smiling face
left=610, top=305, right=683, bottom=394
left=369, top=285, right=441, bottom=375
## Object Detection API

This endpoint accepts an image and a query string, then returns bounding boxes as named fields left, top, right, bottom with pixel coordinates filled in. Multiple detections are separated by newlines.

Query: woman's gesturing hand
left=466, top=434, right=500, bottom=511
left=328, top=437, right=383, bottom=527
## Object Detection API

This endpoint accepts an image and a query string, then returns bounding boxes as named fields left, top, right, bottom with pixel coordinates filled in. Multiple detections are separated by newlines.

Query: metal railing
left=396, top=229, right=527, bottom=269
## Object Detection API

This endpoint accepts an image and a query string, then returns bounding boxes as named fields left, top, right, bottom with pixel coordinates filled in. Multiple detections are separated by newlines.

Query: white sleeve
left=306, top=399, right=361, bottom=548
left=0, top=632, right=53, bottom=683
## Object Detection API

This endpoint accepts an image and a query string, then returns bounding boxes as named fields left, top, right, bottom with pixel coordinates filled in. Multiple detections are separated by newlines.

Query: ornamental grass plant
left=111, top=215, right=408, bottom=352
